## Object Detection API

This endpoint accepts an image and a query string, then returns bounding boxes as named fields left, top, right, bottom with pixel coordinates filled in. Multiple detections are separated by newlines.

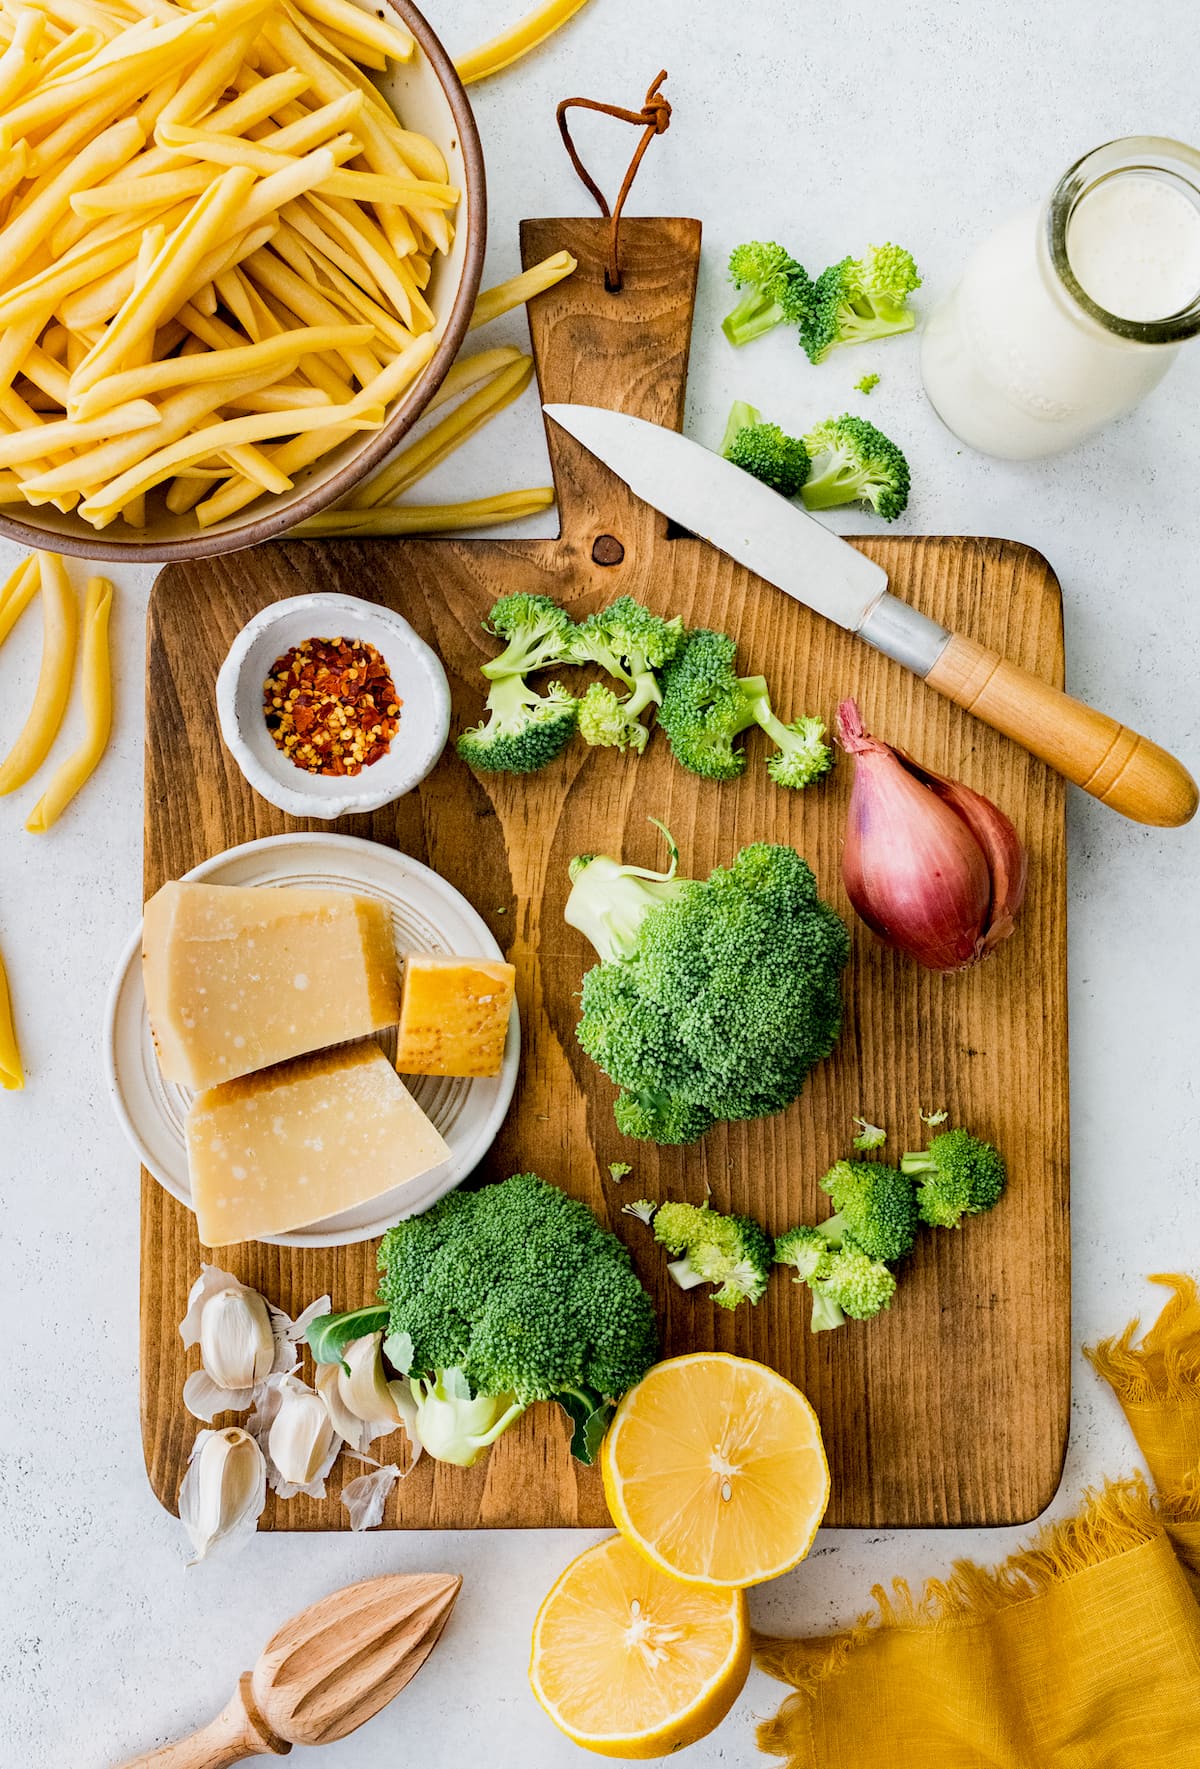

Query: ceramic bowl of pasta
left=0, top=0, right=485, bottom=561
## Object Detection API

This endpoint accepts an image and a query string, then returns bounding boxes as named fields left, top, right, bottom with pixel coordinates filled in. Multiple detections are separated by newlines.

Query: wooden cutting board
left=141, top=216, right=1069, bottom=1530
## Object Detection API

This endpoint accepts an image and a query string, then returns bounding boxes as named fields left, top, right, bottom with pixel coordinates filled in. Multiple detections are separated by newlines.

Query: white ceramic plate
left=105, top=833, right=519, bottom=1247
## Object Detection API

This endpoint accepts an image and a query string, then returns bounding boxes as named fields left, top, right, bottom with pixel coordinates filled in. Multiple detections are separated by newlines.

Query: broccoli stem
left=722, top=293, right=784, bottom=347
left=719, top=400, right=761, bottom=455
left=565, top=821, right=687, bottom=963
left=899, top=1152, right=935, bottom=1175
left=809, top=1288, right=847, bottom=1332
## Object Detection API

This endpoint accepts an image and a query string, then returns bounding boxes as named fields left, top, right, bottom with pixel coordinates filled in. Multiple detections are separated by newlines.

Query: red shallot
left=835, top=699, right=1028, bottom=971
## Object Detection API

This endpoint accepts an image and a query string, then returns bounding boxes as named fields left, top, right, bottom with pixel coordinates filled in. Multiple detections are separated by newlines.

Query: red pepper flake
left=263, top=635, right=402, bottom=776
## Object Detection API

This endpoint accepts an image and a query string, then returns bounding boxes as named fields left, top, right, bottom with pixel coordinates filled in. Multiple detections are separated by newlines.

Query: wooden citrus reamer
left=118, top=1572, right=460, bottom=1766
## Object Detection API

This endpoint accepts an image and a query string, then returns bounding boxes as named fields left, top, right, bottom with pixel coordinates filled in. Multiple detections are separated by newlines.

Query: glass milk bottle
left=921, top=137, right=1200, bottom=459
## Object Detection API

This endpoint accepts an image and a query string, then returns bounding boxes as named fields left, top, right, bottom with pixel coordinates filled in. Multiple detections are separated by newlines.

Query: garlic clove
left=178, top=1426, right=267, bottom=1565
left=200, top=1285, right=276, bottom=1392
left=250, top=1372, right=342, bottom=1499
left=341, top=1464, right=401, bottom=1531
left=315, top=1360, right=374, bottom=1455
left=179, top=1264, right=243, bottom=1347
left=341, top=1333, right=404, bottom=1429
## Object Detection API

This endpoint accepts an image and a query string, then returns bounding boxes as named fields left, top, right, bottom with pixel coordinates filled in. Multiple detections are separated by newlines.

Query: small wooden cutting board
left=140, top=217, right=1069, bottom=1530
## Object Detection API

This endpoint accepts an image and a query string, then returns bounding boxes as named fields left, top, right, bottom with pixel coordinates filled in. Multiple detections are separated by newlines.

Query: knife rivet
left=591, top=534, right=625, bottom=566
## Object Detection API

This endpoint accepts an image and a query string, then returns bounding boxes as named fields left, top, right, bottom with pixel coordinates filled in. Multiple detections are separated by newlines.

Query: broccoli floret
left=800, top=414, right=910, bottom=522
left=457, top=674, right=578, bottom=774
left=309, top=1174, right=660, bottom=1468
left=658, top=631, right=831, bottom=789
left=810, top=1242, right=896, bottom=1329
left=801, top=243, right=922, bottom=364
left=570, top=596, right=685, bottom=750
left=855, top=372, right=880, bottom=395
left=774, top=1223, right=836, bottom=1284
left=567, top=820, right=850, bottom=1145
left=648, top=1201, right=774, bottom=1309
left=608, top=1161, right=633, bottom=1182
left=578, top=681, right=652, bottom=753
left=720, top=401, right=810, bottom=498
left=816, top=1159, right=919, bottom=1262
left=657, top=628, right=761, bottom=781
left=722, top=241, right=812, bottom=347
left=900, top=1127, right=1007, bottom=1229
left=852, top=1116, right=887, bottom=1150
left=479, top=592, right=577, bottom=680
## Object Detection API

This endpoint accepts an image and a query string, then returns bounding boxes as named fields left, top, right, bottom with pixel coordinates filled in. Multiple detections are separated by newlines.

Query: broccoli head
left=313, top=1172, right=662, bottom=1466
left=720, top=401, right=810, bottom=498
left=479, top=591, right=578, bottom=680
left=648, top=1200, right=774, bottom=1309
left=457, top=674, right=578, bottom=774
left=901, top=1127, right=1007, bottom=1229
left=801, top=243, right=922, bottom=363
left=816, top=1159, right=919, bottom=1262
left=801, top=414, right=910, bottom=522
left=722, top=241, right=812, bottom=347
left=567, top=822, right=850, bottom=1144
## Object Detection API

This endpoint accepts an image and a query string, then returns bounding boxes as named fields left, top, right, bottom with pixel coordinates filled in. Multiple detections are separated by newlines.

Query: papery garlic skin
left=178, top=1426, right=266, bottom=1565
left=200, top=1286, right=275, bottom=1391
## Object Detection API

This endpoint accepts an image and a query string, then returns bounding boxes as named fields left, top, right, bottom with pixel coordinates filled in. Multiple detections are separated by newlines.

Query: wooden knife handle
left=925, top=633, right=1198, bottom=828
left=117, top=1675, right=291, bottom=1769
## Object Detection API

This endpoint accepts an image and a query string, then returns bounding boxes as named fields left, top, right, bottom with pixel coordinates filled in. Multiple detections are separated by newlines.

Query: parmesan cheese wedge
left=394, top=953, right=516, bottom=1078
left=186, top=1041, right=449, bottom=1246
left=143, top=880, right=400, bottom=1090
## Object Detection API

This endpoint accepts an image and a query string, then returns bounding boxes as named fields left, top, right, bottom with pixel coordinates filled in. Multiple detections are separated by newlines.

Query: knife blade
left=543, top=402, right=1197, bottom=829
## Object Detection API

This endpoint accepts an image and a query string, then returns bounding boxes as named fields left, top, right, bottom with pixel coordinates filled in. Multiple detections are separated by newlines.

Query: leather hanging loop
left=555, top=69, right=671, bottom=290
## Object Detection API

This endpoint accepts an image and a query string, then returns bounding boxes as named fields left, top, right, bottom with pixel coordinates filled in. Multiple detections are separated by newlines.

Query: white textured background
left=2, top=1, right=1199, bottom=1763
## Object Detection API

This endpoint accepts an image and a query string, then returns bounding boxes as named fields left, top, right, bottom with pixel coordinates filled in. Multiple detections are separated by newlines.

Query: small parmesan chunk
left=186, top=1041, right=449, bottom=1246
left=143, top=881, right=400, bottom=1090
left=394, top=954, right=516, bottom=1078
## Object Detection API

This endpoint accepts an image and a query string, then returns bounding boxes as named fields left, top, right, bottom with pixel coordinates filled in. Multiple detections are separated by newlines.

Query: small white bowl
left=216, top=592, right=450, bottom=819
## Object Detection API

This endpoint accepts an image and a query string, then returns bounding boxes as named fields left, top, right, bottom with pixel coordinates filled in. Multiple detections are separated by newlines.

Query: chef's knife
left=544, top=403, right=1197, bottom=829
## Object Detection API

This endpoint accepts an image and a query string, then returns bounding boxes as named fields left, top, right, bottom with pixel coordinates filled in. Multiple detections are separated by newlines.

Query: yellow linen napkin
left=757, top=1274, right=1200, bottom=1769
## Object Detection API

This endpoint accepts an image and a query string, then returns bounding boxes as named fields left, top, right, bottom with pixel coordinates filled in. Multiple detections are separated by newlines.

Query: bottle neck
left=1042, top=136, right=1200, bottom=347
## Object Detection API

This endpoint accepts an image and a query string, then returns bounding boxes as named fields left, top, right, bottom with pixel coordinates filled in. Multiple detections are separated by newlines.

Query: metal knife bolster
left=857, top=592, right=952, bottom=677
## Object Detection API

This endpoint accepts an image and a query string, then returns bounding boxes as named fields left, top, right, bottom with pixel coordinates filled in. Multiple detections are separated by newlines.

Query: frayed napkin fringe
left=1084, top=1273, right=1200, bottom=1407
left=754, top=1474, right=1169, bottom=1765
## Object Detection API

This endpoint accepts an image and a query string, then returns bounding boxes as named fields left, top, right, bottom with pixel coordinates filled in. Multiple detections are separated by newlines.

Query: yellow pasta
left=455, top=0, right=590, bottom=85
left=26, top=573, right=113, bottom=831
left=0, top=551, right=77, bottom=796
left=347, top=354, right=534, bottom=509
left=0, top=553, right=40, bottom=647
left=470, top=251, right=578, bottom=329
left=294, top=486, right=555, bottom=535
left=0, top=939, right=23, bottom=1091
left=0, top=0, right=459, bottom=529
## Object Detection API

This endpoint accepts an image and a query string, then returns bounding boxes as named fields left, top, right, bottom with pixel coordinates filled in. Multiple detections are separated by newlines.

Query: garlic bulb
left=249, top=1372, right=343, bottom=1499
left=178, top=1426, right=267, bottom=1565
left=200, top=1287, right=275, bottom=1391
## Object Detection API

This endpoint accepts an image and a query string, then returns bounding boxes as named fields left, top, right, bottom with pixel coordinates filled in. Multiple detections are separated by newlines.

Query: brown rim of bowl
left=0, top=0, right=487, bottom=564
